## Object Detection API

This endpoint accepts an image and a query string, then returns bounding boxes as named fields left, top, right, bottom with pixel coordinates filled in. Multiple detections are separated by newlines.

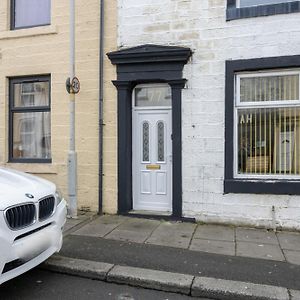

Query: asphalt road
left=0, top=269, right=211, bottom=300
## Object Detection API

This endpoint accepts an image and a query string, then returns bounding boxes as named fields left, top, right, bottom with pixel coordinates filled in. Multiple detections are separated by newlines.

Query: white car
left=0, top=167, right=67, bottom=285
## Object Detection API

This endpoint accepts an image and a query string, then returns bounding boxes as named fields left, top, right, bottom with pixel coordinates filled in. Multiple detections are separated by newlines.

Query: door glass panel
left=135, top=85, right=171, bottom=107
left=157, top=121, right=165, bottom=162
left=142, top=122, right=150, bottom=162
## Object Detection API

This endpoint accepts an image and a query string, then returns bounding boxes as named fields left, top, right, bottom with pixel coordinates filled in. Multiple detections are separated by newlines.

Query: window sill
left=4, top=163, right=58, bottom=174
left=224, top=178, right=300, bottom=195
left=0, top=25, right=58, bottom=40
left=227, top=1, right=300, bottom=20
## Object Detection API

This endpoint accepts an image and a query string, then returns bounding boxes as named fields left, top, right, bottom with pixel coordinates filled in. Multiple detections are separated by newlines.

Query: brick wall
left=0, top=0, right=118, bottom=213
left=118, top=0, right=300, bottom=229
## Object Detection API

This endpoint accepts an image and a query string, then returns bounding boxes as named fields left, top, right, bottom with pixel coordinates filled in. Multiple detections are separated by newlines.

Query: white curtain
left=238, top=74, right=300, bottom=175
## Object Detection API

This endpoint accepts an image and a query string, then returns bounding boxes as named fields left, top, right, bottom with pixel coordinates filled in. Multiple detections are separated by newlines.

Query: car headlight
left=55, top=188, right=63, bottom=206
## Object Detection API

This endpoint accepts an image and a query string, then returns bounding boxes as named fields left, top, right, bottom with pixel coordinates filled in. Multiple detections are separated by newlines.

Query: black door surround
left=107, top=44, right=192, bottom=218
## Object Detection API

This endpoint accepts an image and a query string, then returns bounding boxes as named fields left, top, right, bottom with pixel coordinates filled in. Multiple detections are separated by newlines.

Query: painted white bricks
left=119, top=0, right=300, bottom=229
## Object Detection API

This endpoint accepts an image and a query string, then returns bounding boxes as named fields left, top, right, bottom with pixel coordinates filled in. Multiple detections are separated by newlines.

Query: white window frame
left=234, top=69, right=300, bottom=179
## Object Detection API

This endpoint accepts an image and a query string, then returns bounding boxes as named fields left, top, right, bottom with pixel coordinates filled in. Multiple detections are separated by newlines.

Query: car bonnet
left=0, top=167, right=55, bottom=210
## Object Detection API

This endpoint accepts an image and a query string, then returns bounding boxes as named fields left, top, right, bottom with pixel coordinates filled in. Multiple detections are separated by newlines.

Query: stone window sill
left=4, top=163, right=58, bottom=174
left=0, top=25, right=58, bottom=40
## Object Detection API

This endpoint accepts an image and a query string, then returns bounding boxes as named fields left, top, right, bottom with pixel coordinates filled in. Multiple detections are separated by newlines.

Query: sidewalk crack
left=102, top=217, right=129, bottom=238
left=143, top=220, right=162, bottom=244
left=187, top=223, right=198, bottom=250
left=275, top=231, right=287, bottom=263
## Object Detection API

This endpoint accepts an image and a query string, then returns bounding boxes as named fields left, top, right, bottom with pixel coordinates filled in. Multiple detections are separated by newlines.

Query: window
left=227, top=0, right=300, bottom=20
left=12, top=0, right=51, bottom=29
left=9, top=76, right=51, bottom=163
left=236, top=71, right=300, bottom=177
left=142, top=122, right=150, bottom=162
left=157, top=121, right=165, bottom=162
left=237, top=0, right=294, bottom=7
left=134, top=85, right=171, bottom=108
left=225, top=55, right=300, bottom=195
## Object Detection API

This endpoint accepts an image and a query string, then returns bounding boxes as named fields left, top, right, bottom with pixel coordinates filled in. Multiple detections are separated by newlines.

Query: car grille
left=39, top=196, right=55, bottom=221
left=5, top=204, right=36, bottom=230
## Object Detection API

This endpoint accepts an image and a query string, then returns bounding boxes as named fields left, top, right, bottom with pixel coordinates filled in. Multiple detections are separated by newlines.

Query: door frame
left=107, top=44, right=192, bottom=218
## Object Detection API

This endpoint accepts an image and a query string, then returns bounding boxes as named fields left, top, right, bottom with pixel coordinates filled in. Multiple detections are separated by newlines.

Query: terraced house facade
left=0, top=0, right=118, bottom=213
left=1, top=0, right=300, bottom=231
left=107, top=0, right=300, bottom=230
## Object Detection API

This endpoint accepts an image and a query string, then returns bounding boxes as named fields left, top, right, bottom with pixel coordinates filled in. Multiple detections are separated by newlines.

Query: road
left=0, top=269, right=212, bottom=300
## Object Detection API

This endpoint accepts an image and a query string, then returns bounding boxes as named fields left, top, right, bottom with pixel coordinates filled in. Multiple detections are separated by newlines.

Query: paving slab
left=283, top=250, right=300, bottom=265
left=107, top=265, right=194, bottom=295
left=111, top=217, right=160, bottom=232
left=189, top=239, right=235, bottom=256
left=145, top=221, right=196, bottom=249
left=237, top=242, right=285, bottom=261
left=277, top=231, right=300, bottom=250
left=105, top=230, right=153, bottom=243
left=193, top=225, right=235, bottom=242
left=105, top=218, right=160, bottom=243
left=236, top=228, right=278, bottom=245
left=71, top=215, right=127, bottom=237
left=192, top=276, right=289, bottom=300
left=63, top=217, right=84, bottom=233
left=290, top=289, right=300, bottom=300
left=98, top=214, right=130, bottom=225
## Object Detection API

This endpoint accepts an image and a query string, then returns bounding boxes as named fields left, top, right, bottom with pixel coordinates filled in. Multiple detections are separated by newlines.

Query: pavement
left=43, top=213, right=300, bottom=300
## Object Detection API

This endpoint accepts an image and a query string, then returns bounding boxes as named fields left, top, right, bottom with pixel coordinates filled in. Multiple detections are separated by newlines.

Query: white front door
left=132, top=110, right=172, bottom=212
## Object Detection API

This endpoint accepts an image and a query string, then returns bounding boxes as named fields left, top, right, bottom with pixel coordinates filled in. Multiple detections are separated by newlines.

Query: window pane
left=14, top=81, right=50, bottom=108
left=240, top=74, right=299, bottom=103
left=237, top=107, right=300, bottom=175
left=14, top=0, right=51, bottom=28
left=239, top=0, right=294, bottom=8
left=135, top=85, right=171, bottom=107
left=157, top=121, right=165, bottom=162
left=142, top=122, right=150, bottom=162
left=12, top=112, right=51, bottom=159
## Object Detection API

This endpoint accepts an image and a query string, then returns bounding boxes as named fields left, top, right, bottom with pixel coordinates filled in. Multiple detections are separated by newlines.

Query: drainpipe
left=68, top=0, right=77, bottom=218
left=98, top=0, right=104, bottom=214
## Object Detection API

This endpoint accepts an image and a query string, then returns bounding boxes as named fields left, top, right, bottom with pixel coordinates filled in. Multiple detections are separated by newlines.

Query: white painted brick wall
left=118, top=0, right=300, bottom=230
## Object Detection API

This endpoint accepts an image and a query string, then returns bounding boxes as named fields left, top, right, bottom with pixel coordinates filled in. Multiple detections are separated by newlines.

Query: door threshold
left=129, top=210, right=172, bottom=216
left=121, top=211, right=195, bottom=223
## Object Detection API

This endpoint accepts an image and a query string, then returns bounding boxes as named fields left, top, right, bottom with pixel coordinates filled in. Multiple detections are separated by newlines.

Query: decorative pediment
left=107, top=44, right=192, bottom=65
